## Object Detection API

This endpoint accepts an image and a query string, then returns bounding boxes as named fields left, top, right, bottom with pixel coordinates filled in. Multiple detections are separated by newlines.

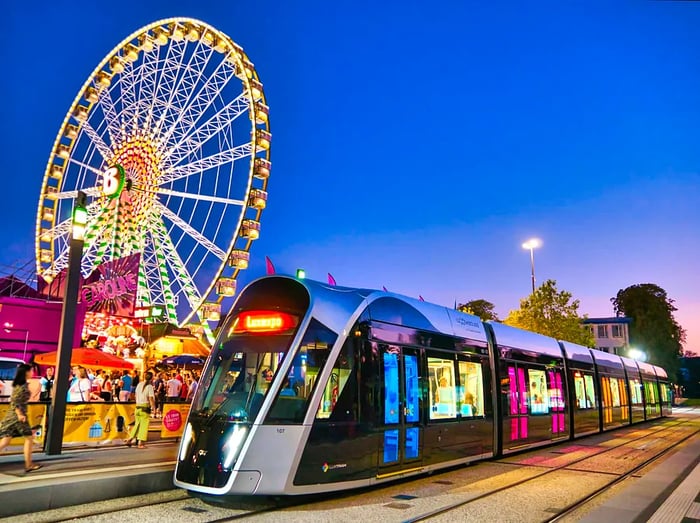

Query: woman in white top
left=68, top=366, right=91, bottom=402
left=125, top=371, right=155, bottom=449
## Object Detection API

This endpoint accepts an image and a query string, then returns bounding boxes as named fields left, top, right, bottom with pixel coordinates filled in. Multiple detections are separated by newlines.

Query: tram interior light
left=296, top=268, right=306, bottom=279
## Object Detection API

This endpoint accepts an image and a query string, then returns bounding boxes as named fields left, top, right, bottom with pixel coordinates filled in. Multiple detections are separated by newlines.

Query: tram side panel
left=488, top=323, right=570, bottom=455
left=589, top=349, right=630, bottom=431
left=620, top=356, right=645, bottom=423
left=559, top=341, right=601, bottom=437
left=420, top=343, right=494, bottom=468
left=293, top=335, right=380, bottom=486
left=637, top=361, right=661, bottom=420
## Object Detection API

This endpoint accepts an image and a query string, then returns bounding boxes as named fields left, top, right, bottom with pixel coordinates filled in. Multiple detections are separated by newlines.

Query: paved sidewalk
left=0, top=441, right=177, bottom=517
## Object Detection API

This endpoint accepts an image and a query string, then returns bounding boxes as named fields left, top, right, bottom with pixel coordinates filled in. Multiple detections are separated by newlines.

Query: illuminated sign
left=134, top=306, right=165, bottom=319
left=231, top=311, right=297, bottom=334
left=102, top=164, right=125, bottom=199
left=80, top=254, right=140, bottom=316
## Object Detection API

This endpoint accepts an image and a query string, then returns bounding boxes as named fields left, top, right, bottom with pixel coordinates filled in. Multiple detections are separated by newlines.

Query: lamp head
left=522, top=238, right=542, bottom=250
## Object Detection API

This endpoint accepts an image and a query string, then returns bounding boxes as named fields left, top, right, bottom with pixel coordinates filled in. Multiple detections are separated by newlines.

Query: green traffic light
left=296, top=268, right=306, bottom=279
left=73, top=206, right=88, bottom=226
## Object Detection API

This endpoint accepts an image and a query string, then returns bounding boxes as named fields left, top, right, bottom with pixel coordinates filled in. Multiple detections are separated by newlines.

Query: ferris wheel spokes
left=154, top=187, right=245, bottom=207
left=159, top=143, right=253, bottom=185
left=154, top=202, right=227, bottom=260
left=164, top=92, right=250, bottom=168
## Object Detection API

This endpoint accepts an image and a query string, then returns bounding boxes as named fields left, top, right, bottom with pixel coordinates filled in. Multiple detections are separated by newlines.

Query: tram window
left=528, top=368, right=549, bottom=415
left=610, top=377, right=621, bottom=407
left=573, top=371, right=595, bottom=409
left=644, top=381, right=657, bottom=404
left=630, top=379, right=643, bottom=405
left=428, top=356, right=456, bottom=420
left=267, top=319, right=337, bottom=424
left=316, top=337, right=356, bottom=421
left=457, top=360, right=483, bottom=417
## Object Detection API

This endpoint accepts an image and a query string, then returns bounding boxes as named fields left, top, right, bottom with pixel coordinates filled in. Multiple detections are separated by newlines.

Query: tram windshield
left=192, top=310, right=337, bottom=423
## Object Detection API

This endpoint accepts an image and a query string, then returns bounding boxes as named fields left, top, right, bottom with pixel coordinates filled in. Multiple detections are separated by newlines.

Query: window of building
left=611, top=325, right=624, bottom=338
left=428, top=356, right=456, bottom=420
left=457, top=360, right=483, bottom=417
left=597, top=325, right=608, bottom=338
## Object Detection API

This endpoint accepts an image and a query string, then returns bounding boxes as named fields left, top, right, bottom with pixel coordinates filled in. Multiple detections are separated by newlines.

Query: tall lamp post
left=3, top=323, right=29, bottom=361
left=521, top=238, right=542, bottom=294
left=45, top=191, right=87, bottom=455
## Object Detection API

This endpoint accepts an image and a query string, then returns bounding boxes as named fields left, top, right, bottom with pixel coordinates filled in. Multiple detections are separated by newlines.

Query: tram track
left=23, top=417, right=698, bottom=523
left=401, top=418, right=699, bottom=523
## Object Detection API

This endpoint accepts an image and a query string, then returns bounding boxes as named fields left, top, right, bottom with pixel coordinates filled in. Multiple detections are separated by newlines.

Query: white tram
left=174, top=276, right=671, bottom=495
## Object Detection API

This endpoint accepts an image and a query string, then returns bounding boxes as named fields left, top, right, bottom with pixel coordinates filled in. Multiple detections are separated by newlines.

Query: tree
left=504, top=279, right=595, bottom=347
left=458, top=299, right=499, bottom=322
left=611, top=284, right=686, bottom=379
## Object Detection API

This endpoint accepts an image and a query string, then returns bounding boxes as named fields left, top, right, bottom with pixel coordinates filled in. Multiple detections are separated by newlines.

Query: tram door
left=378, top=345, right=423, bottom=476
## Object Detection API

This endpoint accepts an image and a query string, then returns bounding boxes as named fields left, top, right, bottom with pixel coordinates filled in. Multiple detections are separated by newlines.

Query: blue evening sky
left=3, top=2, right=699, bottom=350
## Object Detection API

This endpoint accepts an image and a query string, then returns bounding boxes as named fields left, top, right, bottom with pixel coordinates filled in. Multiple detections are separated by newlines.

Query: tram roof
left=258, top=276, right=488, bottom=343
left=559, top=341, right=594, bottom=365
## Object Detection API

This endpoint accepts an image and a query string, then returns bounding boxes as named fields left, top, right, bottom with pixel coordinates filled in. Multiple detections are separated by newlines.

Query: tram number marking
left=277, top=428, right=285, bottom=434
left=102, top=165, right=125, bottom=199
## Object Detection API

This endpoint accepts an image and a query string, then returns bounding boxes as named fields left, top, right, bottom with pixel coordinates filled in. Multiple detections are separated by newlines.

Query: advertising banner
left=80, top=253, right=141, bottom=317
left=160, top=403, right=191, bottom=439
left=60, top=403, right=136, bottom=446
left=0, top=403, right=47, bottom=446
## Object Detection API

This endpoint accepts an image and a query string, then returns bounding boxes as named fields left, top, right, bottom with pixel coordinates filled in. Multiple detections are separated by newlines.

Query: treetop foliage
left=504, top=279, right=595, bottom=347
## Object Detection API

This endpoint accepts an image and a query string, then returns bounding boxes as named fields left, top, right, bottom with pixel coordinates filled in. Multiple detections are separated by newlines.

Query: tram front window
left=193, top=310, right=302, bottom=422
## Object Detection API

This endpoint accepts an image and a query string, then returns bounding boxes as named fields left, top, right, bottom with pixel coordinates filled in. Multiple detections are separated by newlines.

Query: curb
left=0, top=466, right=175, bottom=517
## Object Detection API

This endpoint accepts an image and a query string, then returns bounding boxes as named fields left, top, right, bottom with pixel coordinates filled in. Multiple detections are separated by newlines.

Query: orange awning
left=35, top=348, right=135, bottom=371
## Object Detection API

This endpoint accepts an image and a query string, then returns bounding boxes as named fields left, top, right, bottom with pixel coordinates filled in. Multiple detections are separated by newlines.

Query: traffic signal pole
left=45, top=192, right=86, bottom=455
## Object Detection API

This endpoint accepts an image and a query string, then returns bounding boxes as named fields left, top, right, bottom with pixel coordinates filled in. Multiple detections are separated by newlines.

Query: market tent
left=35, top=347, right=135, bottom=371
left=161, top=354, right=206, bottom=367
left=151, top=336, right=210, bottom=358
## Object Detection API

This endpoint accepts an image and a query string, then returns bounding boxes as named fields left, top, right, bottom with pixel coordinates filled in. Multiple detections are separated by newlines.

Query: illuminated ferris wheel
left=35, top=18, right=271, bottom=330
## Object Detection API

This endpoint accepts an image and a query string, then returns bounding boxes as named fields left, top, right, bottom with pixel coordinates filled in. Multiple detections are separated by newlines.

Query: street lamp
left=521, top=238, right=542, bottom=294
left=628, top=347, right=647, bottom=362
left=45, top=191, right=87, bottom=455
left=3, top=322, right=29, bottom=361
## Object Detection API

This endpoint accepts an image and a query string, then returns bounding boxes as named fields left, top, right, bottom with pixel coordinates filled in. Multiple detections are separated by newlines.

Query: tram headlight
left=222, top=425, right=248, bottom=470
left=179, top=423, right=194, bottom=461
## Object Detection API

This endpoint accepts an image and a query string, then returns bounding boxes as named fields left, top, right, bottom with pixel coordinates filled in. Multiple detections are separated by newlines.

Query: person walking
left=0, top=364, right=42, bottom=472
left=124, top=371, right=155, bottom=449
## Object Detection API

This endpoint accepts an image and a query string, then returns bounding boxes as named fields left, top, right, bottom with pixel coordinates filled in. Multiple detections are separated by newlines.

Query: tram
left=174, top=276, right=671, bottom=495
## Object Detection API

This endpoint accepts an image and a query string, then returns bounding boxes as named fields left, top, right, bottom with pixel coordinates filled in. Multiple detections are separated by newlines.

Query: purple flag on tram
left=327, top=273, right=337, bottom=286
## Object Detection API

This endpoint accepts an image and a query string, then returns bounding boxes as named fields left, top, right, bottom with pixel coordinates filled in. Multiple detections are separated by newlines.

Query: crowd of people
left=30, top=366, right=201, bottom=416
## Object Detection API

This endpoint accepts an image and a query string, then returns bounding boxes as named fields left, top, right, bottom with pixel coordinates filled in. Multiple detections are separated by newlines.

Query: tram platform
left=578, top=406, right=700, bottom=523
left=0, top=440, right=177, bottom=517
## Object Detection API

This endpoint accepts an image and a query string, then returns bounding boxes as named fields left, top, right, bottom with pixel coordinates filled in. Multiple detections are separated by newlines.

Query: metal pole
left=23, top=330, right=28, bottom=361
left=45, top=236, right=84, bottom=455
left=529, top=247, right=536, bottom=293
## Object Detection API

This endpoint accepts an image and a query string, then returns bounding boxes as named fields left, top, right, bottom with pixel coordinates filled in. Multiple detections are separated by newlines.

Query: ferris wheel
left=35, top=18, right=271, bottom=331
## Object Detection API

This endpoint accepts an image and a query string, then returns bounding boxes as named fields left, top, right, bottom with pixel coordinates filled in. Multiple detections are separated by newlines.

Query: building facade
left=582, top=317, right=632, bottom=355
